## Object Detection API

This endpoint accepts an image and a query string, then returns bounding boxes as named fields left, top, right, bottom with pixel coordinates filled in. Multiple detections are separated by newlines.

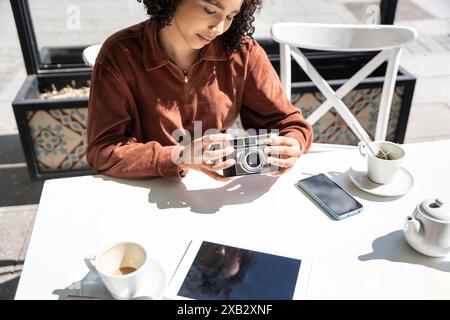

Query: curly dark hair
left=136, top=0, right=263, bottom=52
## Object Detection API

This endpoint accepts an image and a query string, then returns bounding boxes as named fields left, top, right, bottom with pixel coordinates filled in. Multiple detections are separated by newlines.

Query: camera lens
left=240, top=150, right=266, bottom=173
left=246, top=152, right=261, bottom=168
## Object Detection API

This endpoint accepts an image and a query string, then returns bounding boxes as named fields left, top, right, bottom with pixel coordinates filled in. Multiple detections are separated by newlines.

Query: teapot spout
left=404, top=216, right=424, bottom=245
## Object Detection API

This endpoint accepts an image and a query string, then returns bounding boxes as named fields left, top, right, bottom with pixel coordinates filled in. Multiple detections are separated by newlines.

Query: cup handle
left=84, top=253, right=97, bottom=272
left=358, top=141, right=367, bottom=158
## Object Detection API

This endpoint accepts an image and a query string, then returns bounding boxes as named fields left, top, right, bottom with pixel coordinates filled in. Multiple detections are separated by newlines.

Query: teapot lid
left=420, top=198, right=450, bottom=221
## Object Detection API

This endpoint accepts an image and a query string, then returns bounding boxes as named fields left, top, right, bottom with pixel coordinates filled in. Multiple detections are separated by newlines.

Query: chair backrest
left=271, top=22, right=417, bottom=142
left=82, top=44, right=102, bottom=67
left=271, top=22, right=417, bottom=52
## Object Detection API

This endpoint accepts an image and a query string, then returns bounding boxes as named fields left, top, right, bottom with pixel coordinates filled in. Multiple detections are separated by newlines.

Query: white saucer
left=349, top=167, right=414, bottom=197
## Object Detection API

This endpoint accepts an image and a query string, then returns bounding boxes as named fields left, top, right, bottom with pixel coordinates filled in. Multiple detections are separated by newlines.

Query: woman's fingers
left=264, top=136, right=301, bottom=176
left=202, top=133, right=231, bottom=147
left=265, top=145, right=300, bottom=158
left=203, top=147, right=235, bottom=162
left=200, top=165, right=233, bottom=182
left=182, top=134, right=232, bottom=165
left=267, top=136, right=302, bottom=154
left=267, top=156, right=296, bottom=168
left=201, top=159, right=235, bottom=172
left=200, top=158, right=235, bottom=181
left=267, top=166, right=292, bottom=177
left=209, top=159, right=236, bottom=171
left=267, top=135, right=291, bottom=146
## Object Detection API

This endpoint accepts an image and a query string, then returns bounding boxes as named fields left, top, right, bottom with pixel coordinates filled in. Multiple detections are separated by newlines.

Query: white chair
left=271, top=23, right=417, bottom=142
left=82, top=44, right=102, bottom=67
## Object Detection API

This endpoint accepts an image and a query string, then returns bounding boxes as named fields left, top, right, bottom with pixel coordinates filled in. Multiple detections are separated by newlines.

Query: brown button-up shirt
left=87, top=19, right=313, bottom=179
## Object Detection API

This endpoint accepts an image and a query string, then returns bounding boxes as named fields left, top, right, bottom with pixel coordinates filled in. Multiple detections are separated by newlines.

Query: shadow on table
left=358, top=230, right=450, bottom=272
left=147, top=174, right=278, bottom=214
left=95, top=174, right=278, bottom=214
left=52, top=271, right=112, bottom=300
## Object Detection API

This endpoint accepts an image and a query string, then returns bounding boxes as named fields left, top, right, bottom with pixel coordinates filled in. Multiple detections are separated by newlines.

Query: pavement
left=1, top=0, right=449, bottom=299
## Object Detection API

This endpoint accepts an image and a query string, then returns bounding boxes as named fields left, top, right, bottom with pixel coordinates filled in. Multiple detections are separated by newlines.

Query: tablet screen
left=177, top=241, right=302, bottom=300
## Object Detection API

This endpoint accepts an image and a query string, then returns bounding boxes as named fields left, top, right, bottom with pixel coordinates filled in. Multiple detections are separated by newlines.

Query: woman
left=87, top=0, right=313, bottom=181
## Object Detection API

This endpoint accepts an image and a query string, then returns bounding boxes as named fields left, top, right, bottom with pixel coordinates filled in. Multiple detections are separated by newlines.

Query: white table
left=15, top=141, right=450, bottom=299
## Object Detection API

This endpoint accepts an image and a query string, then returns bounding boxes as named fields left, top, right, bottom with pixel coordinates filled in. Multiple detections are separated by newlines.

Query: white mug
left=358, top=141, right=405, bottom=184
left=84, top=242, right=148, bottom=299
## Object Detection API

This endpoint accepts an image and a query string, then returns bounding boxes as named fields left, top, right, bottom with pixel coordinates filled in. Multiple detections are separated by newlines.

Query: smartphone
left=297, top=173, right=363, bottom=220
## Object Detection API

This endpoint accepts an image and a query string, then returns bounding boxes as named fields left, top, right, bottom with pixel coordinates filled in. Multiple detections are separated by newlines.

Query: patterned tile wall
left=292, top=87, right=404, bottom=145
left=27, top=108, right=89, bottom=172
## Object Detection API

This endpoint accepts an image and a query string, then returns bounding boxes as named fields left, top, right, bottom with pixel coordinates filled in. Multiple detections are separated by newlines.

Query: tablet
left=165, top=240, right=312, bottom=300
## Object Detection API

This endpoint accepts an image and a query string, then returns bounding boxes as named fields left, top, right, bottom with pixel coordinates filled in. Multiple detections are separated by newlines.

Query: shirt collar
left=143, top=19, right=227, bottom=72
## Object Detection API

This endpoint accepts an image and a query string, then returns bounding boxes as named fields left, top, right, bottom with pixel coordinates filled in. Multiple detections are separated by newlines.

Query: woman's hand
left=264, top=135, right=302, bottom=177
left=177, top=134, right=236, bottom=182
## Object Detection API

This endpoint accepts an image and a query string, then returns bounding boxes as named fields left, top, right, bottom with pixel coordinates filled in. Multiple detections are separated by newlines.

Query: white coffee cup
left=358, top=140, right=405, bottom=184
left=84, top=242, right=148, bottom=299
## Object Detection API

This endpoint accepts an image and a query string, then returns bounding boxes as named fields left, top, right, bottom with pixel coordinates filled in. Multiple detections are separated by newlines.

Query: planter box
left=12, top=72, right=94, bottom=180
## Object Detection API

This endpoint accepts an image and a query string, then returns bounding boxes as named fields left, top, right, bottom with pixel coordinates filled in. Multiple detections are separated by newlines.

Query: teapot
left=404, top=197, right=450, bottom=257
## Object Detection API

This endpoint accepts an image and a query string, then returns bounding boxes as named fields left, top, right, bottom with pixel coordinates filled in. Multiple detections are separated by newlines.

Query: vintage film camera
left=216, top=134, right=280, bottom=177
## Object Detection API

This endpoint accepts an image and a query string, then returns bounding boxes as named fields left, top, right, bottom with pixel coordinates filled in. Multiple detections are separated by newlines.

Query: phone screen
left=297, top=174, right=363, bottom=218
